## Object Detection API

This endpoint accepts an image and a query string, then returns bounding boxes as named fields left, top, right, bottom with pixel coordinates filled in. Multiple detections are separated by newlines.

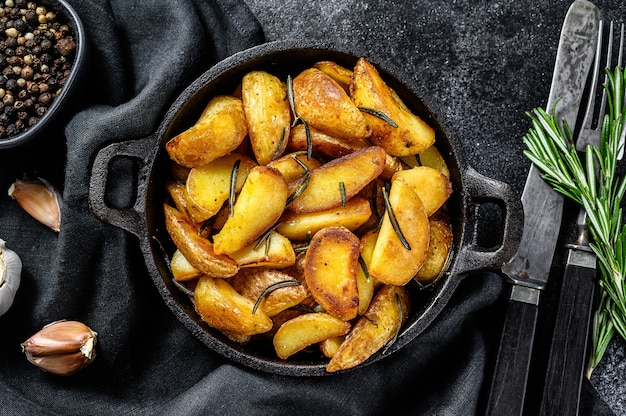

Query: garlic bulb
left=0, top=238, right=22, bottom=316
left=8, top=177, right=62, bottom=232
left=21, top=320, right=98, bottom=376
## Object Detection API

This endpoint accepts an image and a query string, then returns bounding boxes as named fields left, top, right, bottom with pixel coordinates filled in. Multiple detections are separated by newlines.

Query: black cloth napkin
left=0, top=0, right=615, bottom=415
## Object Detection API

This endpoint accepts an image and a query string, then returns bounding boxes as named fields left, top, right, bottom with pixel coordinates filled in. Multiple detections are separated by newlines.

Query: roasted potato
left=326, top=284, right=410, bottom=372
left=165, top=95, right=248, bottom=168
left=304, top=226, right=360, bottom=321
left=293, top=68, right=371, bottom=141
left=392, top=166, right=452, bottom=217
left=415, top=211, right=453, bottom=283
left=194, top=275, right=273, bottom=336
left=319, top=335, right=345, bottom=358
left=368, top=178, right=430, bottom=286
left=400, top=145, right=450, bottom=177
left=288, top=146, right=386, bottom=214
left=242, top=71, right=292, bottom=165
left=185, top=153, right=257, bottom=222
left=351, top=58, right=435, bottom=156
left=267, top=151, right=321, bottom=184
left=229, top=231, right=296, bottom=269
left=229, top=268, right=309, bottom=317
left=213, top=166, right=289, bottom=255
left=164, top=204, right=239, bottom=278
left=313, top=60, right=353, bottom=92
left=277, top=196, right=372, bottom=241
left=273, top=312, right=351, bottom=359
left=169, top=249, right=202, bottom=281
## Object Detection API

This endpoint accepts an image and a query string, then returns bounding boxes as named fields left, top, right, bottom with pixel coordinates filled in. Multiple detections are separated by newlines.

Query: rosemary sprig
left=522, top=66, right=626, bottom=376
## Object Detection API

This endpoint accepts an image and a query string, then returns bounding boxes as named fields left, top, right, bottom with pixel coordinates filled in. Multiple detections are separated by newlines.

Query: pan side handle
left=452, top=167, right=523, bottom=275
left=88, top=136, right=156, bottom=237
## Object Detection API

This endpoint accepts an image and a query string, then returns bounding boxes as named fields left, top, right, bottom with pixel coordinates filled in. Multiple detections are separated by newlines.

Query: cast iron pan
left=88, top=40, right=523, bottom=376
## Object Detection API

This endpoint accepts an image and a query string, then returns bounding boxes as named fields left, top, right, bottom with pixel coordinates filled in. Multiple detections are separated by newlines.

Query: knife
left=540, top=18, right=607, bottom=416
left=484, top=2, right=600, bottom=415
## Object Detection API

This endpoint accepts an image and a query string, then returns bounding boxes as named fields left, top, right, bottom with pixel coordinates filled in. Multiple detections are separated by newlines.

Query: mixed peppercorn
left=0, top=0, right=76, bottom=139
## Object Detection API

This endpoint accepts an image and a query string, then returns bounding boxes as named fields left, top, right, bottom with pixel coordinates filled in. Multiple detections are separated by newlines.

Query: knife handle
left=485, top=285, right=539, bottom=416
left=539, top=250, right=595, bottom=416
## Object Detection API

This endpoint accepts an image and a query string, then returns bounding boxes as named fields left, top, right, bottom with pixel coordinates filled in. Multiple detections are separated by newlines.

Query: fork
left=538, top=20, right=625, bottom=416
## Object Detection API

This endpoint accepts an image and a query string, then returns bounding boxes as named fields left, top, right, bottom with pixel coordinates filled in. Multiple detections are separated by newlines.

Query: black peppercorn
left=38, top=92, right=52, bottom=105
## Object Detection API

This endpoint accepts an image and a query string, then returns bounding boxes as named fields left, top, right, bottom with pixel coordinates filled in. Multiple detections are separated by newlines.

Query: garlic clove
left=21, top=320, right=97, bottom=376
left=0, top=239, right=22, bottom=316
left=8, top=177, right=62, bottom=232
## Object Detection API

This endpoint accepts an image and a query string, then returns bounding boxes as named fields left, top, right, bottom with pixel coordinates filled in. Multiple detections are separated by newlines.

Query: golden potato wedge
left=350, top=58, right=435, bottom=156
left=165, top=181, right=191, bottom=219
left=230, top=268, right=308, bottom=317
left=163, top=204, right=239, bottom=278
left=242, top=71, right=292, bottom=165
left=194, top=275, right=273, bottom=336
left=304, top=226, right=360, bottom=321
left=267, top=151, right=321, bottom=184
left=320, top=335, right=345, bottom=358
left=289, top=146, right=386, bottom=214
left=313, top=61, right=353, bottom=92
left=293, top=68, right=371, bottom=141
left=416, top=212, right=453, bottom=283
left=229, top=231, right=296, bottom=269
left=273, top=312, right=351, bottom=359
left=392, top=166, right=452, bottom=217
left=287, top=124, right=370, bottom=159
left=185, top=153, right=257, bottom=223
left=213, top=166, right=289, bottom=255
left=326, top=284, right=410, bottom=372
left=165, top=95, right=248, bottom=168
left=404, top=145, right=450, bottom=177
left=277, top=196, right=372, bottom=241
left=170, top=249, right=202, bottom=281
left=368, top=178, right=430, bottom=286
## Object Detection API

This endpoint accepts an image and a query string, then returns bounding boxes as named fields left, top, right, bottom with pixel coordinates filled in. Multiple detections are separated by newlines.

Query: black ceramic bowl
left=89, top=40, right=523, bottom=376
left=0, top=0, right=87, bottom=150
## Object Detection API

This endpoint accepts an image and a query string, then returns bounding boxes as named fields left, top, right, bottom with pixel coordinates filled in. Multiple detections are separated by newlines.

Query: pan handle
left=452, top=167, right=523, bottom=275
left=88, top=136, right=156, bottom=237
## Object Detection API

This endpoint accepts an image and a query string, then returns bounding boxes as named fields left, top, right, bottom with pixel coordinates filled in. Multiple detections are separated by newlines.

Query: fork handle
left=539, top=249, right=596, bottom=416
left=485, top=285, right=539, bottom=416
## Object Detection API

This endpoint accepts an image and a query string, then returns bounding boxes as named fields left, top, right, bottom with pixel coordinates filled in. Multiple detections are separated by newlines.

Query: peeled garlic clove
left=0, top=239, right=22, bottom=316
left=8, top=177, right=62, bottom=232
left=21, top=320, right=97, bottom=376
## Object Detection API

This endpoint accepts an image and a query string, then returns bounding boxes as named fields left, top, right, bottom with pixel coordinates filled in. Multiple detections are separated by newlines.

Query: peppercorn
left=0, top=0, right=77, bottom=139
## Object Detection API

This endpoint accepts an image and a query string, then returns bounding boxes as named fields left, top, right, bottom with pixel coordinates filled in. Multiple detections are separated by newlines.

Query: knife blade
left=484, top=2, right=600, bottom=415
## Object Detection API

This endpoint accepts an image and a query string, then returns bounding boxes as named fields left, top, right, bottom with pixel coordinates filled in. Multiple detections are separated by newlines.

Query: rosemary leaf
left=252, top=280, right=301, bottom=315
left=228, top=159, right=241, bottom=217
left=382, top=186, right=411, bottom=251
left=339, top=181, right=346, bottom=208
left=358, top=106, right=398, bottom=128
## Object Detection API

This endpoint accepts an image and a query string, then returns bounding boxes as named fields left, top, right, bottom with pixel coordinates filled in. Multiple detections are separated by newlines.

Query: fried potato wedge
left=242, top=71, right=291, bottom=165
left=277, top=196, right=372, bottom=241
left=326, top=284, right=410, bottom=372
left=267, top=151, right=321, bottom=184
left=229, top=231, right=296, bottom=269
left=230, top=268, right=308, bottom=317
left=420, top=145, right=450, bottom=177
left=287, top=123, right=370, bottom=159
left=320, top=335, right=345, bottom=358
left=368, top=178, right=430, bottom=286
left=293, top=68, right=371, bottom=141
left=170, top=249, right=202, bottom=281
left=416, top=212, right=453, bottom=283
left=165, top=181, right=191, bottom=219
left=165, top=95, right=248, bottom=168
left=305, top=226, right=360, bottom=321
left=351, top=58, right=434, bottom=156
left=313, top=60, right=353, bottom=92
left=213, top=166, right=289, bottom=255
left=194, top=275, right=273, bottom=336
left=164, top=204, right=239, bottom=278
left=289, top=146, right=386, bottom=214
left=185, top=153, right=257, bottom=222
left=273, top=312, right=351, bottom=359
left=392, top=166, right=452, bottom=217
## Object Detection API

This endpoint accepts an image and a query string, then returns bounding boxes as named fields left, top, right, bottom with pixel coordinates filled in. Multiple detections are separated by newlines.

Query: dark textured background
left=0, top=0, right=624, bottom=415
left=241, top=0, right=626, bottom=413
